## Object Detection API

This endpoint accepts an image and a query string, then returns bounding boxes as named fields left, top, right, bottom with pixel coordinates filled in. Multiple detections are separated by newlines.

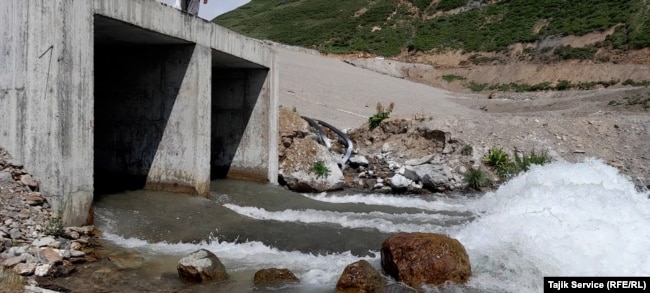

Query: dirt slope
left=275, top=44, right=650, bottom=188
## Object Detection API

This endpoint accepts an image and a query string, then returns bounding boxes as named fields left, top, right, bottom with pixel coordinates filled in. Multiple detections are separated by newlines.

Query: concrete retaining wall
left=1, top=0, right=278, bottom=226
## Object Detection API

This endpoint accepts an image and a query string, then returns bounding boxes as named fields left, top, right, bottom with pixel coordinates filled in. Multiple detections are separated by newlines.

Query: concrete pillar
left=211, top=65, right=278, bottom=183
left=0, top=0, right=94, bottom=226
left=145, top=44, right=212, bottom=195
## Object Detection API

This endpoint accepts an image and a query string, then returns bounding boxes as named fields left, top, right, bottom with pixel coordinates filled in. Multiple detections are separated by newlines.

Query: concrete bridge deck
left=1, top=0, right=278, bottom=225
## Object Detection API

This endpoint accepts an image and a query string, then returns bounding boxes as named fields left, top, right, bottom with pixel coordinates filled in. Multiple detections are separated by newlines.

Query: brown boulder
left=253, top=268, right=299, bottom=288
left=381, top=232, right=471, bottom=289
left=336, top=260, right=386, bottom=293
left=177, top=249, right=229, bottom=283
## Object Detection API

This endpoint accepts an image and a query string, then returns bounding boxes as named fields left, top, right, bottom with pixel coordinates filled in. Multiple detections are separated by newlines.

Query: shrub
left=311, top=160, right=331, bottom=179
left=464, top=167, right=490, bottom=190
left=45, top=217, right=65, bottom=237
left=468, top=82, right=487, bottom=92
left=442, top=74, right=466, bottom=82
left=461, top=144, right=473, bottom=156
left=369, top=102, right=394, bottom=130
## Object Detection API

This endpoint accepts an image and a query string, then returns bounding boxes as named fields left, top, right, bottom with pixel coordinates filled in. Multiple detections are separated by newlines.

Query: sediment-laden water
left=81, top=158, right=649, bottom=292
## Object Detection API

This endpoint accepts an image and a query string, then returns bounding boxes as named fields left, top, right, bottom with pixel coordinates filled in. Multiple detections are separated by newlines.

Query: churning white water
left=455, top=158, right=650, bottom=292
left=99, top=158, right=649, bottom=292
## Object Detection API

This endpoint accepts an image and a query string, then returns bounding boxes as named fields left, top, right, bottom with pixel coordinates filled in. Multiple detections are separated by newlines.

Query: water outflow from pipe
left=91, top=158, right=649, bottom=292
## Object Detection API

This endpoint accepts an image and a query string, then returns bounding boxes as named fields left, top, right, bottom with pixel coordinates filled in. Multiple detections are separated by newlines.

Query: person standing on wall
left=180, top=0, right=207, bottom=16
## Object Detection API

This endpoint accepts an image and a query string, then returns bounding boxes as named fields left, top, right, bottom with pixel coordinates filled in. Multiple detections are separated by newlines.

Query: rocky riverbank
left=0, top=148, right=102, bottom=293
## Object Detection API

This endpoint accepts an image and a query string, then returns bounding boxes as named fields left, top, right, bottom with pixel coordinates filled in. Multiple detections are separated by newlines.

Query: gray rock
left=177, top=249, right=229, bottom=283
left=399, top=166, right=420, bottom=182
left=381, top=142, right=393, bottom=153
left=34, top=264, right=52, bottom=277
left=70, top=250, right=85, bottom=257
left=3, top=254, right=26, bottom=267
left=349, top=155, right=369, bottom=167
left=32, top=236, right=56, bottom=247
left=9, top=228, right=21, bottom=239
left=390, top=174, right=411, bottom=189
left=405, top=154, right=434, bottom=166
left=413, top=164, right=454, bottom=191
left=0, top=171, right=13, bottom=183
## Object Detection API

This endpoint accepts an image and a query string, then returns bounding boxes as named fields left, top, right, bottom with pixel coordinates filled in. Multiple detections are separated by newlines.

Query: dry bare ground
left=274, top=44, right=650, bottom=187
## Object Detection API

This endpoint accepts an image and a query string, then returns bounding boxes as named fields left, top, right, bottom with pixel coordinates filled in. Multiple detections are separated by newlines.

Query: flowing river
left=67, top=158, right=649, bottom=292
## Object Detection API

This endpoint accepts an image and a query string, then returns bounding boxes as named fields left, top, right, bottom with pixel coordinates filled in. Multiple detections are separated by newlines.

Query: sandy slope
left=277, top=46, right=477, bottom=129
left=274, top=45, right=650, bottom=187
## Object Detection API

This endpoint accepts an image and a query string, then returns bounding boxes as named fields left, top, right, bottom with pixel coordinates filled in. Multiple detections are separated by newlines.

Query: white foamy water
left=454, top=158, right=650, bottom=292
left=302, top=192, right=469, bottom=212
left=100, top=158, right=650, bottom=292
left=222, top=204, right=467, bottom=233
left=103, top=232, right=380, bottom=288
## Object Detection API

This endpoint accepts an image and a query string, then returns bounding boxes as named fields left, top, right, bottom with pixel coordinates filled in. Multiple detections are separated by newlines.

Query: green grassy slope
left=214, top=0, right=650, bottom=57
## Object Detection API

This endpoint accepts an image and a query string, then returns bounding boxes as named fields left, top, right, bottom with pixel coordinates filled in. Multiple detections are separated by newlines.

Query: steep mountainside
left=215, top=0, right=650, bottom=90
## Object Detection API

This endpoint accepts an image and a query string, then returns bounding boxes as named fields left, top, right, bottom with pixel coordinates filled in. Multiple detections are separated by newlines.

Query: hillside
left=215, top=0, right=650, bottom=92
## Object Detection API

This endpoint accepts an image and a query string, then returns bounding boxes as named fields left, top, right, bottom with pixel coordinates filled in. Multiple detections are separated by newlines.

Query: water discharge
left=90, top=158, right=649, bottom=292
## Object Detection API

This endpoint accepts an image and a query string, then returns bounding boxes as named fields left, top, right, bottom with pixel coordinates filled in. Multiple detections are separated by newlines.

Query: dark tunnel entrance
left=93, top=15, right=272, bottom=196
left=94, top=15, right=194, bottom=195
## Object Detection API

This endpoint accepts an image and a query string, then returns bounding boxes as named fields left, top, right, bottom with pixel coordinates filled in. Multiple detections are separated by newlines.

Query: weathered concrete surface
left=1, top=0, right=278, bottom=226
left=0, top=1, right=95, bottom=226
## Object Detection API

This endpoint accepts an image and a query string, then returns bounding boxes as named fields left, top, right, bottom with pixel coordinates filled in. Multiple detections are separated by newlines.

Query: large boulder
left=253, top=268, right=300, bottom=288
left=279, top=138, right=345, bottom=192
left=381, top=232, right=471, bottom=289
left=278, top=108, right=345, bottom=192
left=412, top=164, right=454, bottom=192
left=336, top=260, right=386, bottom=293
left=177, top=249, right=228, bottom=283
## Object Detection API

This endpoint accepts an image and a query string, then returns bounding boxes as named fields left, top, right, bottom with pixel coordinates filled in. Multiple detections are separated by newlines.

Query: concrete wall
left=0, top=1, right=95, bottom=225
left=1, top=0, right=278, bottom=226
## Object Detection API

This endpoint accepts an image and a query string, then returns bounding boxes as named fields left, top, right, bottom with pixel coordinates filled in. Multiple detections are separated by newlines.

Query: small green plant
left=369, top=102, right=394, bottom=130
left=442, top=74, right=466, bottom=82
left=513, top=149, right=551, bottom=172
left=467, top=82, right=487, bottom=92
left=45, top=217, right=65, bottom=237
left=311, top=160, right=331, bottom=179
left=484, top=147, right=509, bottom=167
left=461, top=144, right=473, bottom=156
left=464, top=167, right=490, bottom=190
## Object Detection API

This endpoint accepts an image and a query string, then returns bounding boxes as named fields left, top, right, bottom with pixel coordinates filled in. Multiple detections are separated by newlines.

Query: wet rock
left=381, top=232, right=471, bottom=289
left=52, top=264, right=76, bottom=277
left=109, top=251, right=143, bottom=270
left=336, top=260, right=386, bottom=293
left=253, top=268, right=300, bottom=288
left=177, top=249, right=228, bottom=283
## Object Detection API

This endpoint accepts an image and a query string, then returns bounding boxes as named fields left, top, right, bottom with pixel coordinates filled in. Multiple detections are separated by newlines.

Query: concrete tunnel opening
left=93, top=15, right=271, bottom=196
